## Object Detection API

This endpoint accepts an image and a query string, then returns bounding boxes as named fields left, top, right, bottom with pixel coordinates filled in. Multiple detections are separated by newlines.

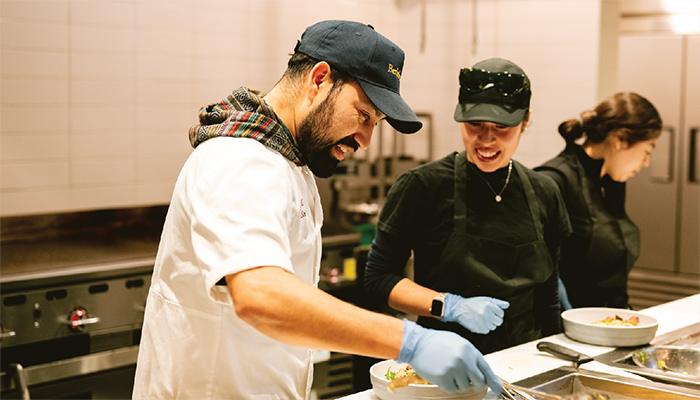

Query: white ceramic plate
left=369, top=359, right=487, bottom=400
left=561, top=307, right=659, bottom=347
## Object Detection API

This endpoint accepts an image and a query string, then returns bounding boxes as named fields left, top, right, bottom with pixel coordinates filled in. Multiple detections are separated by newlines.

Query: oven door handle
left=0, top=330, right=17, bottom=339
left=1, top=345, right=139, bottom=392
left=9, top=363, right=30, bottom=400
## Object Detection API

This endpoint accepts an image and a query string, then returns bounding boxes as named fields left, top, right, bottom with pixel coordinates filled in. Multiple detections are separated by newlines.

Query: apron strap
left=513, top=161, right=544, bottom=240
left=454, top=152, right=468, bottom=233
left=572, top=155, right=598, bottom=223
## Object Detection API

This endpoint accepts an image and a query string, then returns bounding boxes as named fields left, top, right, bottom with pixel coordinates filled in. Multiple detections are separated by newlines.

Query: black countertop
left=0, top=232, right=161, bottom=292
left=1, top=207, right=167, bottom=291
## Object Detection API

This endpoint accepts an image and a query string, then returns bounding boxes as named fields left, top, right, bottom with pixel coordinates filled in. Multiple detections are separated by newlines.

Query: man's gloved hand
left=442, top=294, right=510, bottom=334
left=397, top=319, right=502, bottom=395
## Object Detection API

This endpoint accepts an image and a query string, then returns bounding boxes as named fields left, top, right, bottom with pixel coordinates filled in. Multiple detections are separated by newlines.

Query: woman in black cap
left=536, top=93, right=662, bottom=310
left=363, top=58, right=572, bottom=354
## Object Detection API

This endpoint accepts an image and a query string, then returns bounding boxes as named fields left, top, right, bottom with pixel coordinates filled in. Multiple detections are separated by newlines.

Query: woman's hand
left=443, top=294, right=510, bottom=334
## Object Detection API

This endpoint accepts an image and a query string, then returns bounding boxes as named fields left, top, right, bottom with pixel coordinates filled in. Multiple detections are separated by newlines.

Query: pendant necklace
left=469, top=159, right=513, bottom=203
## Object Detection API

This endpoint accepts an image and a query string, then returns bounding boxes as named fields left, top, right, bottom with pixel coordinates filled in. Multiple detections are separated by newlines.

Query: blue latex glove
left=558, top=278, right=573, bottom=311
left=442, top=294, right=510, bottom=334
left=397, top=319, right=502, bottom=395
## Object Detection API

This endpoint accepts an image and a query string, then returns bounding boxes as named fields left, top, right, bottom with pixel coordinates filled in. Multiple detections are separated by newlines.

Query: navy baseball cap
left=454, top=58, right=532, bottom=127
left=296, top=20, right=422, bottom=134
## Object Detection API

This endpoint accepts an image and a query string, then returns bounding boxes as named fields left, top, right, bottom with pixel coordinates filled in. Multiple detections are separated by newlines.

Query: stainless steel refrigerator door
left=618, top=34, right=699, bottom=275
left=679, top=36, right=700, bottom=275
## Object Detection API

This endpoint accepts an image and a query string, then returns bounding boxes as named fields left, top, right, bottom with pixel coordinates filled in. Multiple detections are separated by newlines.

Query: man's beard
left=296, top=90, right=359, bottom=178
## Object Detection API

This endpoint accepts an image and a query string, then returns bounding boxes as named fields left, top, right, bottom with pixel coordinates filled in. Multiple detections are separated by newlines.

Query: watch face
left=431, top=299, right=443, bottom=317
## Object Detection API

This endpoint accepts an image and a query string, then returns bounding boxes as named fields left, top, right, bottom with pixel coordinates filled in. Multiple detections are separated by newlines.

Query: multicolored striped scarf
left=188, top=87, right=303, bottom=166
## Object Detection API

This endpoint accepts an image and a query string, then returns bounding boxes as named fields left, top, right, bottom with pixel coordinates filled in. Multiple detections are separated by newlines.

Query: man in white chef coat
left=133, top=20, right=502, bottom=399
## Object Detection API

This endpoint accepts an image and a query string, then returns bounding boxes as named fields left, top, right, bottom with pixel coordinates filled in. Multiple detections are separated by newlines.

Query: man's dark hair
left=283, top=52, right=356, bottom=91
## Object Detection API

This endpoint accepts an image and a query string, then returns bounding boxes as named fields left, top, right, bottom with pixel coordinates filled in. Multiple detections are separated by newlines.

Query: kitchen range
left=0, top=207, right=366, bottom=399
left=0, top=225, right=160, bottom=399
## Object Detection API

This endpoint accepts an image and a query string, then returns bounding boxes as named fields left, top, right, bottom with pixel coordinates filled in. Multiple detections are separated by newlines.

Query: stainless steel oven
left=1, top=258, right=153, bottom=399
left=1, top=207, right=365, bottom=399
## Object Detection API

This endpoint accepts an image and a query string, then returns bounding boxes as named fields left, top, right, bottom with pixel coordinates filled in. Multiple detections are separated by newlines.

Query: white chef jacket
left=133, top=138, right=323, bottom=399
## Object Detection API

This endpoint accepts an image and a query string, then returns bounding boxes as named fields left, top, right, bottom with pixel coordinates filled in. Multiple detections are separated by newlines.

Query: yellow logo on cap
left=388, top=64, right=401, bottom=80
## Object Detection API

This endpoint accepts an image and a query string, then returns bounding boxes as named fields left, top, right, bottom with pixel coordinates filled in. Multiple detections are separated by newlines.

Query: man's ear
left=305, top=61, right=333, bottom=106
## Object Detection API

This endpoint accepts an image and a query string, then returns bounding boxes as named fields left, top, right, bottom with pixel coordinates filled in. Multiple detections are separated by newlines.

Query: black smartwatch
left=429, top=293, right=446, bottom=319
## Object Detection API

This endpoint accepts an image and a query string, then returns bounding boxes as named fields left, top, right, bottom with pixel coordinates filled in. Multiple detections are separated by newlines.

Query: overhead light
left=661, top=0, right=700, bottom=14
left=669, top=13, right=700, bottom=34
left=662, top=0, right=700, bottom=34
left=621, top=0, right=700, bottom=34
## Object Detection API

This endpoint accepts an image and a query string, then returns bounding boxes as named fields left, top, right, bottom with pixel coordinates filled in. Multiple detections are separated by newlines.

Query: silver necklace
left=469, top=159, right=513, bottom=203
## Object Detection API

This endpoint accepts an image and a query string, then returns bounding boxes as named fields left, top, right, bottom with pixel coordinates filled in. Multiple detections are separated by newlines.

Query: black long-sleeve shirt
left=536, top=144, right=639, bottom=308
left=363, top=153, right=571, bottom=353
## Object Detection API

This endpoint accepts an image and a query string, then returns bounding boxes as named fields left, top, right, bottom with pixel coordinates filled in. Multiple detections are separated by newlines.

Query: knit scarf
left=188, top=87, right=303, bottom=166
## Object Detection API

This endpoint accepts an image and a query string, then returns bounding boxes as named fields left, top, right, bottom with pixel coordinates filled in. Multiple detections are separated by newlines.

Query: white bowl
left=561, top=308, right=659, bottom=347
left=369, top=359, right=487, bottom=400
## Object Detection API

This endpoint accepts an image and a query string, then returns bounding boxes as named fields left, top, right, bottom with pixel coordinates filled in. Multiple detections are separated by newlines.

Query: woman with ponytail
left=536, top=92, right=662, bottom=309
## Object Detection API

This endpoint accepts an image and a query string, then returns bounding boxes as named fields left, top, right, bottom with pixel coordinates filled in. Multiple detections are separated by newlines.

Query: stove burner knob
left=327, top=267, right=340, bottom=285
left=67, top=307, right=100, bottom=331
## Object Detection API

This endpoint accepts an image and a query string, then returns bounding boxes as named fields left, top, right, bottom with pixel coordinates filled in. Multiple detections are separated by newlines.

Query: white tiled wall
left=0, top=0, right=606, bottom=217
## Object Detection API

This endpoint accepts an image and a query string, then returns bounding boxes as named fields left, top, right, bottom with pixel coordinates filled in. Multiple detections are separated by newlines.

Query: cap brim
left=358, top=80, right=422, bottom=134
left=454, top=103, right=526, bottom=127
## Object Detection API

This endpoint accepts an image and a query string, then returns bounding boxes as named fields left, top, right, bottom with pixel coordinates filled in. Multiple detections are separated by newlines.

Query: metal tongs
left=500, top=378, right=554, bottom=400
left=499, top=377, right=609, bottom=400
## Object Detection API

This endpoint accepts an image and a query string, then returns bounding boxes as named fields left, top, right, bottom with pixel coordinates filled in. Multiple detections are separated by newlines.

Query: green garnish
left=385, top=366, right=417, bottom=381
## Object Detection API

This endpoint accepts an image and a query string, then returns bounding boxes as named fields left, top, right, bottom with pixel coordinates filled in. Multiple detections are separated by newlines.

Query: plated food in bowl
left=562, top=308, right=659, bottom=347
left=591, top=315, right=639, bottom=327
left=370, top=360, right=487, bottom=400
left=384, top=364, right=431, bottom=389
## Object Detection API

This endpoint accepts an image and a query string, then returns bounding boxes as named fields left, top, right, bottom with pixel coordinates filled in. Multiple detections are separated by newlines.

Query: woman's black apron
left=418, top=152, right=554, bottom=354
left=565, top=156, right=640, bottom=308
